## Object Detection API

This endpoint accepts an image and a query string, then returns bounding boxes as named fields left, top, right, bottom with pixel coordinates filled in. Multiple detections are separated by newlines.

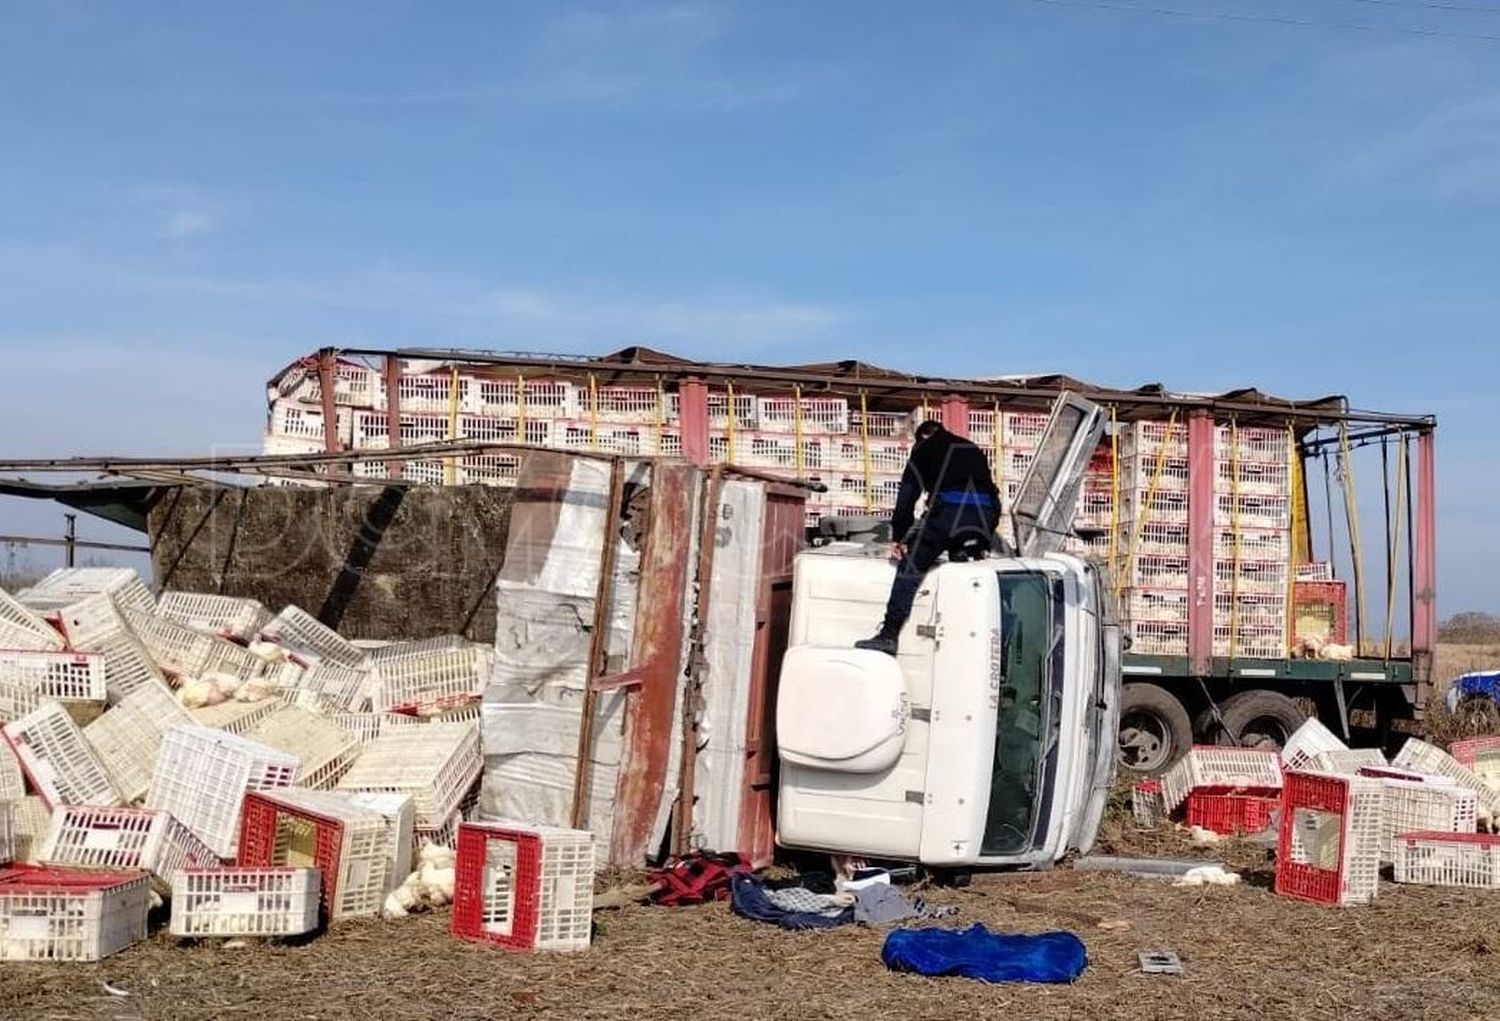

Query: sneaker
left=854, top=633, right=898, bottom=657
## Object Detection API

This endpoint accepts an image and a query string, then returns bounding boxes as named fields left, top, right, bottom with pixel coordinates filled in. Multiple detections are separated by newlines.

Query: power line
left=1016, top=0, right=1500, bottom=41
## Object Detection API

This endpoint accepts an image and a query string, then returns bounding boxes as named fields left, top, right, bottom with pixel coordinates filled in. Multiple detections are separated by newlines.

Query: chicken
left=177, top=678, right=225, bottom=709
left=381, top=853, right=459, bottom=918
left=1321, top=643, right=1355, bottom=662
left=1174, top=865, right=1240, bottom=887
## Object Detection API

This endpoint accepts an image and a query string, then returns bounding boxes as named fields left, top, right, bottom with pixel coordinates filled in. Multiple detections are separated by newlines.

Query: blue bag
left=881, top=924, right=1087, bottom=983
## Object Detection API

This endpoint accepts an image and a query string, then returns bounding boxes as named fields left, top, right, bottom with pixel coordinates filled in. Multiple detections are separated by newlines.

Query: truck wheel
left=1216, top=690, right=1307, bottom=751
left=1118, top=683, right=1192, bottom=774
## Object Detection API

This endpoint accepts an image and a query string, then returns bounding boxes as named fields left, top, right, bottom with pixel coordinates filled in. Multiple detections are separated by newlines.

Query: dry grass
left=1435, top=643, right=1500, bottom=692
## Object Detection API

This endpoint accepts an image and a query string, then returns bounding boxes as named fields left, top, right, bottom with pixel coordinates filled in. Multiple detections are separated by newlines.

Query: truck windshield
left=981, top=571, right=1064, bottom=856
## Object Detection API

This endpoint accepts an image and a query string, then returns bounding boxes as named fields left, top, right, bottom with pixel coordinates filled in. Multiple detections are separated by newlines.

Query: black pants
left=878, top=502, right=1000, bottom=635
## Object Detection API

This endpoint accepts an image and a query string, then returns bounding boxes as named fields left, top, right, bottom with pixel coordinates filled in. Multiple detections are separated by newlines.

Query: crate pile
left=0, top=568, right=565, bottom=959
left=1117, top=423, right=1294, bottom=658
left=1131, top=718, right=1500, bottom=906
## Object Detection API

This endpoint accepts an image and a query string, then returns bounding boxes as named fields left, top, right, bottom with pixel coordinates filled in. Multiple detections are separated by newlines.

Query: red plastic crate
left=1275, top=770, right=1383, bottom=907
left=451, top=821, right=593, bottom=953
left=1292, top=581, right=1348, bottom=645
left=236, top=791, right=387, bottom=921
left=1185, top=791, right=1280, bottom=835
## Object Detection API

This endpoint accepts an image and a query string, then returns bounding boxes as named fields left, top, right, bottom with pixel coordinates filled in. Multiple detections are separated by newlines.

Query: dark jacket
left=891, top=426, right=1001, bottom=538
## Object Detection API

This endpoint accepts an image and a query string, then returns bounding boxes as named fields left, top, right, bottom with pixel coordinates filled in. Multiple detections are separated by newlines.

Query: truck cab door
left=1010, top=392, right=1108, bottom=558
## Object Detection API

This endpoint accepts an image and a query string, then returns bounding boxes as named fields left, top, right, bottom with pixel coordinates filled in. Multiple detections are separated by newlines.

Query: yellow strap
left=444, top=365, right=460, bottom=485
left=794, top=385, right=805, bottom=477
left=1386, top=431, right=1407, bottom=662
left=589, top=374, right=599, bottom=451
left=860, top=392, right=872, bottom=511
left=993, top=401, right=1003, bottom=492
left=1339, top=422, right=1367, bottom=649
left=726, top=382, right=738, bottom=462
left=1119, top=411, right=1179, bottom=599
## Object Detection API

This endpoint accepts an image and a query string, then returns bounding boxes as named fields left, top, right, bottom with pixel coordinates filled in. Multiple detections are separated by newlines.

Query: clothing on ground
left=729, top=873, right=856, bottom=930
left=881, top=925, right=1088, bottom=983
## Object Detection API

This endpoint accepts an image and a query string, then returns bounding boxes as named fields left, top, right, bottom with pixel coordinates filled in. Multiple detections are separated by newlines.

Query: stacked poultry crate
left=1118, top=421, right=1292, bottom=658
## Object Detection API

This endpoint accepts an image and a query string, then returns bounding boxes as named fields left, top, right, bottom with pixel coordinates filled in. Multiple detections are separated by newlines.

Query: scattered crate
left=0, top=866, right=150, bottom=961
left=38, top=805, right=218, bottom=882
left=344, top=793, right=415, bottom=897
left=3, top=702, right=122, bottom=809
left=0, top=802, right=11, bottom=865
left=0, top=589, right=65, bottom=652
left=121, top=607, right=261, bottom=681
left=0, top=651, right=106, bottom=721
left=237, top=790, right=390, bottom=920
left=451, top=821, right=595, bottom=952
left=1281, top=718, right=1347, bottom=772
left=1186, top=792, right=1279, bottom=835
left=56, top=600, right=166, bottom=704
left=1306, top=748, right=1387, bottom=775
left=415, top=780, right=480, bottom=851
left=1377, top=779, right=1476, bottom=863
left=259, top=606, right=368, bottom=669
left=170, top=867, right=322, bottom=937
left=83, top=679, right=191, bottom=803
left=16, top=569, right=155, bottom=615
left=335, top=723, right=482, bottom=830
left=1132, top=779, right=1164, bottom=827
left=246, top=707, right=361, bottom=790
left=371, top=646, right=491, bottom=715
left=1392, top=832, right=1500, bottom=890
left=1449, top=736, right=1500, bottom=789
left=1275, top=770, right=1383, bottom=907
left=367, top=636, right=471, bottom=666
left=1393, top=738, right=1500, bottom=816
left=286, top=663, right=373, bottom=712
left=56, top=592, right=129, bottom=648
left=147, top=725, right=300, bottom=858
left=1160, top=746, right=1283, bottom=814
left=0, top=740, right=22, bottom=800
left=327, top=711, right=425, bottom=745
left=10, top=798, right=51, bottom=863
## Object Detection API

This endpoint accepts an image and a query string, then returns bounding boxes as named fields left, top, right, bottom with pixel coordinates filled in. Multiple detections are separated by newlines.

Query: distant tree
left=1439, top=611, right=1500, bottom=645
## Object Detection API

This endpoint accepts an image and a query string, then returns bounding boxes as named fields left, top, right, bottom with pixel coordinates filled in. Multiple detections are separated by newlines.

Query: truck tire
left=1215, top=689, right=1307, bottom=752
left=1118, top=683, right=1193, bottom=774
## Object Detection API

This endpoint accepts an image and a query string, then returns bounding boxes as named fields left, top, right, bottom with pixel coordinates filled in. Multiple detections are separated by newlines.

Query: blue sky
left=0, top=1, right=1496, bottom=614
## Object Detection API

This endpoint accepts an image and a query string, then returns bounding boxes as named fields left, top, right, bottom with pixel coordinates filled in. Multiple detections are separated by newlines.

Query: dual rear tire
left=1118, top=683, right=1308, bottom=774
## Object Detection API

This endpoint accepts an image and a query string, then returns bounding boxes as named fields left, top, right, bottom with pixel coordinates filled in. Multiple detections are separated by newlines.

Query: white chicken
left=231, top=678, right=274, bottom=703
left=247, top=639, right=289, bottom=664
left=177, top=678, right=225, bottom=709
left=1174, top=865, right=1240, bottom=888
left=1321, top=643, right=1356, bottom=662
left=381, top=845, right=459, bottom=918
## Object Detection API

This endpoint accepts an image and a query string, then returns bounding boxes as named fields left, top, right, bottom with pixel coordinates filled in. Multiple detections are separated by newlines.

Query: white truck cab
left=774, top=392, right=1122, bottom=868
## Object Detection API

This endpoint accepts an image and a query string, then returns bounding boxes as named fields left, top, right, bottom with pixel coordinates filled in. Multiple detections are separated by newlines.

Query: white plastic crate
left=367, top=635, right=471, bottom=665
left=188, top=697, right=286, bottom=735
left=1392, top=832, right=1500, bottom=889
left=0, top=803, right=11, bottom=865
left=1377, top=779, right=1476, bottom=863
left=1122, top=452, right=1189, bottom=493
left=1215, top=425, right=1289, bottom=465
left=336, top=722, right=482, bottom=829
left=0, top=866, right=150, bottom=961
left=456, top=453, right=525, bottom=486
left=1125, top=588, right=1190, bottom=624
left=171, top=867, right=321, bottom=937
left=237, top=789, right=390, bottom=920
left=1215, top=492, right=1292, bottom=531
left=588, top=385, right=666, bottom=425
left=327, top=711, right=425, bottom=745
left=260, top=606, right=368, bottom=669
left=371, top=646, right=492, bottom=714
left=262, top=432, right=326, bottom=459
left=856, top=409, right=913, bottom=440
left=246, top=707, right=361, bottom=790
left=1073, top=483, right=1114, bottom=530
left=56, top=592, right=128, bottom=649
left=344, top=792, right=415, bottom=897
left=1281, top=718, right=1347, bottom=772
left=1217, top=457, right=1291, bottom=497
left=831, top=437, right=900, bottom=474
left=289, top=358, right=379, bottom=407
left=396, top=371, right=470, bottom=415
left=154, top=592, right=272, bottom=642
left=39, top=805, right=218, bottom=879
left=284, top=662, right=374, bottom=712
left=1393, top=738, right=1500, bottom=816
left=415, top=779, right=480, bottom=850
left=1212, top=622, right=1288, bottom=660
left=1160, top=746, right=1283, bottom=814
left=1127, top=553, right=1190, bottom=590
left=452, top=821, right=595, bottom=952
left=458, top=413, right=552, bottom=447
left=269, top=399, right=350, bottom=444
left=0, top=590, right=65, bottom=652
left=83, top=678, right=191, bottom=803
left=1120, top=420, right=1188, bottom=459
left=17, top=568, right=155, bottom=614
left=727, top=433, right=829, bottom=472
left=1125, top=488, right=1189, bottom=526
left=557, top=421, right=651, bottom=456
left=1276, top=770, right=1384, bottom=907
left=1296, top=562, right=1335, bottom=582
left=1127, top=619, right=1188, bottom=657
left=147, top=725, right=300, bottom=858
left=1306, top=748, right=1387, bottom=775
left=756, top=396, right=849, bottom=435
left=1214, top=559, right=1289, bottom=597
left=1213, top=591, right=1287, bottom=630
left=1213, top=527, right=1291, bottom=563
left=1, top=740, right=23, bottom=801
left=704, top=391, right=758, bottom=429
left=121, top=606, right=260, bottom=681
left=10, top=798, right=51, bottom=863
left=0, top=650, right=106, bottom=721
left=472, top=377, right=576, bottom=418
left=1001, top=411, right=1050, bottom=449
left=1118, top=520, right=1189, bottom=557
left=3, top=702, right=122, bottom=809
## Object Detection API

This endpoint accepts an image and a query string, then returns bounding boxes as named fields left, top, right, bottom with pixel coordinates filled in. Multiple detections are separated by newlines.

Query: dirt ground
left=6, top=817, right=1500, bottom=1021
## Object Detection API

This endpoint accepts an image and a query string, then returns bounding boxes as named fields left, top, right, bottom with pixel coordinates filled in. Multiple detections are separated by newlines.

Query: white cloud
left=163, top=207, right=219, bottom=239
left=135, top=185, right=226, bottom=241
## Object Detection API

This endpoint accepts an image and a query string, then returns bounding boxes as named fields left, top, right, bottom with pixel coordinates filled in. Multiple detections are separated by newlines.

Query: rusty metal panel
left=610, top=461, right=700, bottom=865
left=736, top=484, right=804, bottom=867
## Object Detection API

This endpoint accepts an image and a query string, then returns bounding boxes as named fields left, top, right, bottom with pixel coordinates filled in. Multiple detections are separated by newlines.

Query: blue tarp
left=882, top=924, right=1088, bottom=984
left=1447, top=672, right=1500, bottom=712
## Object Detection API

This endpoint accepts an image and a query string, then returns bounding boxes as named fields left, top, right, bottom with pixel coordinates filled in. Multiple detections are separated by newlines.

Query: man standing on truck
left=855, top=419, right=1001, bottom=656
